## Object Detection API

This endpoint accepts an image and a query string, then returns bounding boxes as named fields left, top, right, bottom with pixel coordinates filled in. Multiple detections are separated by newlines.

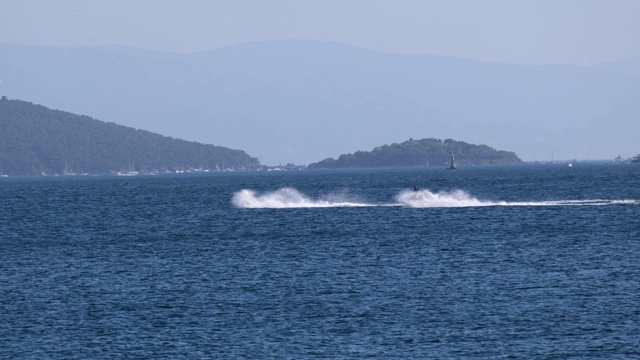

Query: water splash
left=232, top=188, right=373, bottom=208
left=395, top=189, right=496, bottom=208
left=396, top=189, right=640, bottom=208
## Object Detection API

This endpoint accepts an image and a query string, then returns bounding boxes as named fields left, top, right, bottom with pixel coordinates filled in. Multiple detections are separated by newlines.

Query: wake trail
left=232, top=188, right=640, bottom=209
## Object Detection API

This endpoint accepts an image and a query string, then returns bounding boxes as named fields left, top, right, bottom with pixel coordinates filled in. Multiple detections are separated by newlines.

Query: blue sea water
left=1, top=163, right=639, bottom=359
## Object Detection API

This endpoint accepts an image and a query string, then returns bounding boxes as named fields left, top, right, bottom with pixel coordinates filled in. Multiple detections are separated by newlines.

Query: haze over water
left=1, top=163, right=639, bottom=358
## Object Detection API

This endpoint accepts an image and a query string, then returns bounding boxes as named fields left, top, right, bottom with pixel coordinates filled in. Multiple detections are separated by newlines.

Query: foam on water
left=232, top=188, right=373, bottom=208
left=233, top=188, right=640, bottom=209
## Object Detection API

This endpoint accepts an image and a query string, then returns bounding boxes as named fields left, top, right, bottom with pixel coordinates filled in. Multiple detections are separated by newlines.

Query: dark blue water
left=2, top=163, right=639, bottom=359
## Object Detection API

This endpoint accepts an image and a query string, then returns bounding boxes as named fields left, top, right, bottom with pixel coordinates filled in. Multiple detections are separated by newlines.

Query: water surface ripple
left=1, top=164, right=639, bottom=358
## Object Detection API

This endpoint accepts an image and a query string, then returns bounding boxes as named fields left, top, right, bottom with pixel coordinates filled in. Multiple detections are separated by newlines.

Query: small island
left=307, top=138, right=522, bottom=169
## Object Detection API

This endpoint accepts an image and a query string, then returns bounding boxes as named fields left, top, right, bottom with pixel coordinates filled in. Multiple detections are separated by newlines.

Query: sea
left=1, top=162, right=639, bottom=359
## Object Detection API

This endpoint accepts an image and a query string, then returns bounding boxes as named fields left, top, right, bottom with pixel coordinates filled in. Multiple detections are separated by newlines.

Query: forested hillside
left=307, top=138, right=522, bottom=169
left=0, top=99, right=260, bottom=175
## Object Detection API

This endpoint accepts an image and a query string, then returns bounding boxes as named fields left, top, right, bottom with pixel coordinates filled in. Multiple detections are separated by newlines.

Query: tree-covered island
left=307, top=138, right=522, bottom=169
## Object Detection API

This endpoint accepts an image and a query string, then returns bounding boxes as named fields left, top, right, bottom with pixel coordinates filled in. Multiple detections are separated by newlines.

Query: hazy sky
left=1, top=0, right=639, bottom=65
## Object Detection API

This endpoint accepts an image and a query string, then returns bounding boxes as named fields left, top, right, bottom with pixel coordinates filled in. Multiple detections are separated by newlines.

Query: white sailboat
left=117, top=161, right=139, bottom=176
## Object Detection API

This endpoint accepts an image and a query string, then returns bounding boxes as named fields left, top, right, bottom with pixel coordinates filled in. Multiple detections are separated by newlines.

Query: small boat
left=631, top=155, right=640, bottom=163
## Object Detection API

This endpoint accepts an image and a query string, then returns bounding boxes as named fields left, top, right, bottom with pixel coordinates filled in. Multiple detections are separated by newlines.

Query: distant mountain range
left=308, top=138, right=521, bottom=169
left=1, top=40, right=639, bottom=165
left=594, top=55, right=640, bottom=77
left=0, top=99, right=259, bottom=175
